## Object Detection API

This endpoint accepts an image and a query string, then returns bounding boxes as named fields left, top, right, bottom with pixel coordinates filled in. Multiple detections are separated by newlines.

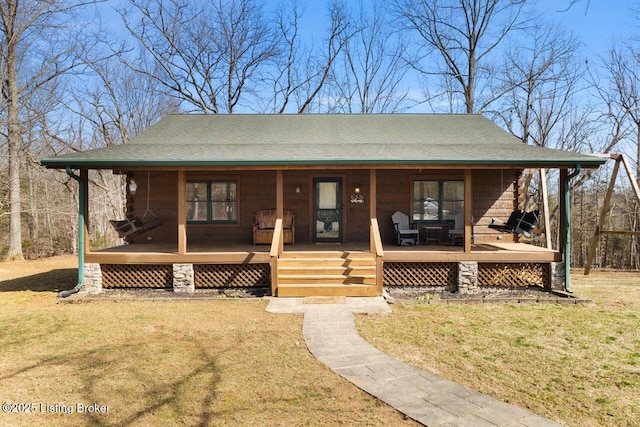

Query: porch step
left=276, top=251, right=378, bottom=297
left=277, top=284, right=379, bottom=297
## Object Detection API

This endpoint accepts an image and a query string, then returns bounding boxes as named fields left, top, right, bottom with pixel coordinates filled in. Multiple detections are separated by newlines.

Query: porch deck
left=87, top=242, right=561, bottom=264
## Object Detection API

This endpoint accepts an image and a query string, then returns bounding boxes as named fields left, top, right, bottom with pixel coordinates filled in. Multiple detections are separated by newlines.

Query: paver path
left=268, top=297, right=563, bottom=427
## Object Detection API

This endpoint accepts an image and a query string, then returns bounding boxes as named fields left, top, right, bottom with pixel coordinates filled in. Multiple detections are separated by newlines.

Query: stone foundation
left=550, top=262, right=566, bottom=292
left=457, top=262, right=478, bottom=295
left=173, top=263, right=195, bottom=293
left=82, top=263, right=103, bottom=294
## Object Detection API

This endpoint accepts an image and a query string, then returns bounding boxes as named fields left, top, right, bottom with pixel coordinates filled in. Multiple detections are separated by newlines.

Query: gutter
left=59, top=166, right=85, bottom=298
left=563, top=165, right=581, bottom=293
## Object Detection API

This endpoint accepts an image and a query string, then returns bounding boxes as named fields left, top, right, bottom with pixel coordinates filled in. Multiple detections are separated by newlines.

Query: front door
left=313, top=177, right=342, bottom=243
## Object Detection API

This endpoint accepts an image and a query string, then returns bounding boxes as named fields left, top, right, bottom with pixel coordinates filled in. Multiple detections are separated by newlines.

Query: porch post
left=177, top=170, right=187, bottom=255
left=80, top=168, right=90, bottom=256
left=464, top=169, right=472, bottom=253
left=276, top=170, right=284, bottom=253
left=369, top=169, right=378, bottom=253
left=558, top=169, right=567, bottom=252
left=370, top=169, right=383, bottom=293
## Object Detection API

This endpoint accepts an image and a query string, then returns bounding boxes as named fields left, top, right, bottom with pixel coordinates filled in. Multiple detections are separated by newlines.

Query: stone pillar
left=549, top=262, right=565, bottom=292
left=83, top=263, right=103, bottom=294
left=173, top=263, right=195, bottom=293
left=457, top=262, right=478, bottom=295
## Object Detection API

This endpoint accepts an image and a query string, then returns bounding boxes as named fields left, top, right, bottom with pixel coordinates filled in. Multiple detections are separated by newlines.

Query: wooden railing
left=270, top=218, right=284, bottom=296
left=370, top=218, right=384, bottom=293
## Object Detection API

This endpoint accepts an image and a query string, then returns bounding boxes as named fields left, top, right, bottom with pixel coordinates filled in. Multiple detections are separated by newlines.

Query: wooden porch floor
left=87, top=242, right=561, bottom=264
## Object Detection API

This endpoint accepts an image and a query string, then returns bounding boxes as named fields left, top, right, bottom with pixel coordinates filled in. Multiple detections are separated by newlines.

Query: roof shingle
left=41, top=114, right=606, bottom=169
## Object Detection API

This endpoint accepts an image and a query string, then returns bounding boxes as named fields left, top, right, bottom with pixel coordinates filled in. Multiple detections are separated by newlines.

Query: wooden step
left=280, top=251, right=372, bottom=259
left=278, top=265, right=376, bottom=276
left=278, top=274, right=377, bottom=285
left=277, top=284, right=379, bottom=297
left=275, top=250, right=379, bottom=297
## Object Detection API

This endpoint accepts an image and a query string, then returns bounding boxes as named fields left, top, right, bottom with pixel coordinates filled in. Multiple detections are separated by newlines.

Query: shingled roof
left=41, top=114, right=606, bottom=169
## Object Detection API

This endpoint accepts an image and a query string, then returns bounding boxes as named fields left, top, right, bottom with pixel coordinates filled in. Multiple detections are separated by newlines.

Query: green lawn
left=1, top=257, right=638, bottom=426
left=357, top=272, right=640, bottom=427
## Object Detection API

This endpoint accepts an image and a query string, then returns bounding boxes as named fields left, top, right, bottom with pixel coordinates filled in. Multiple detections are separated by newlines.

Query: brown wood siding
left=122, top=168, right=522, bottom=247
left=377, top=169, right=411, bottom=245
left=127, top=171, right=178, bottom=244
left=472, top=170, right=521, bottom=243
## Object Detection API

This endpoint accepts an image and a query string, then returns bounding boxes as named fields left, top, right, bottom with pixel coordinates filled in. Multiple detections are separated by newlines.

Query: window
left=187, top=180, right=237, bottom=223
left=412, top=180, right=463, bottom=222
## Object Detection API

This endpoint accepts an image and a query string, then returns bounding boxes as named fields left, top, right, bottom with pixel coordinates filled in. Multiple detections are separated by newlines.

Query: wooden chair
left=391, top=211, right=419, bottom=246
left=253, top=209, right=295, bottom=245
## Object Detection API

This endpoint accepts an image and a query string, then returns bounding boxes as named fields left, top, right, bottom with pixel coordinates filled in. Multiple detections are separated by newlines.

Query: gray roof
left=41, top=114, right=606, bottom=169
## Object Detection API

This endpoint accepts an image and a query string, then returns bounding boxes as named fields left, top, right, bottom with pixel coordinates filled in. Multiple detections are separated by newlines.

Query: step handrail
left=370, top=218, right=384, bottom=257
left=270, top=218, right=284, bottom=257
left=370, top=218, right=384, bottom=293
left=270, top=218, right=284, bottom=296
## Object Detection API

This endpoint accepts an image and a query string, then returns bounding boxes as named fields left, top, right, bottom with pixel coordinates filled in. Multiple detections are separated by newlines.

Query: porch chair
left=488, top=210, right=539, bottom=238
left=253, top=209, right=295, bottom=245
left=391, top=211, right=419, bottom=246
left=448, top=212, right=464, bottom=246
left=109, top=213, right=161, bottom=243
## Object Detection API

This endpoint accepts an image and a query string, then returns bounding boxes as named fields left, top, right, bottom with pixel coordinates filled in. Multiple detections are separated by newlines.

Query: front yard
left=0, top=256, right=638, bottom=426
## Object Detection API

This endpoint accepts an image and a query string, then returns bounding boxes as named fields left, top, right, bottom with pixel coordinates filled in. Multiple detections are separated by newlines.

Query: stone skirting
left=82, top=263, right=103, bottom=294
left=173, top=263, right=195, bottom=293
left=457, top=262, right=478, bottom=295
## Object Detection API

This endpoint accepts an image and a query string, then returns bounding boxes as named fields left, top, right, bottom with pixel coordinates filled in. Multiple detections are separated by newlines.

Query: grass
left=1, top=257, right=639, bottom=426
left=0, top=256, right=415, bottom=427
left=356, top=271, right=640, bottom=427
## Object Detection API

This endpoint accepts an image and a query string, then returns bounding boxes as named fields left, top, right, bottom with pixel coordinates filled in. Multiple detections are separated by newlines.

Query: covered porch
left=40, top=115, right=607, bottom=297
left=84, top=237, right=563, bottom=296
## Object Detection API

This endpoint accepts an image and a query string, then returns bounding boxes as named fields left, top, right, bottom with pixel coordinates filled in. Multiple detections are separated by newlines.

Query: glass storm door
left=313, top=178, right=342, bottom=243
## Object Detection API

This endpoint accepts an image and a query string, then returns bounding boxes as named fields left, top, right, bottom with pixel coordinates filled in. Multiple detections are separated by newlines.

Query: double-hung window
left=412, top=179, right=463, bottom=222
left=187, top=180, right=237, bottom=223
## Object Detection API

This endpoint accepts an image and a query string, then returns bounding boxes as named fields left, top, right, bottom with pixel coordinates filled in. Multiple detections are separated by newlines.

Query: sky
left=535, top=0, right=637, bottom=54
left=101, top=0, right=638, bottom=60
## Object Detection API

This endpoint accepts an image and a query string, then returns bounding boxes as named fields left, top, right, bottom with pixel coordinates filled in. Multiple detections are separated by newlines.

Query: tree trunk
left=5, top=12, right=24, bottom=261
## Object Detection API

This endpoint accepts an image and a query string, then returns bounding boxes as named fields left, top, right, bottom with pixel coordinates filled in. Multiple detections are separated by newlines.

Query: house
left=41, top=114, right=606, bottom=297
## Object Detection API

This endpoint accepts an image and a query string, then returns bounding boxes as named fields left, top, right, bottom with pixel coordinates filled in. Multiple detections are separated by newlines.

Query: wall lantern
left=129, top=178, right=138, bottom=195
left=295, top=183, right=301, bottom=193
left=350, top=186, right=365, bottom=206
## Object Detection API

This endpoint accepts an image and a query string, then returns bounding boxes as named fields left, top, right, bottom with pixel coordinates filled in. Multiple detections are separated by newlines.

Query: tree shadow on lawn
left=1, top=334, right=223, bottom=426
left=0, top=268, right=76, bottom=292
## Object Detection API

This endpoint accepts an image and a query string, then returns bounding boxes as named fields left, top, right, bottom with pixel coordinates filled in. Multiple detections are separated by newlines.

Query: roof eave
left=40, top=158, right=607, bottom=169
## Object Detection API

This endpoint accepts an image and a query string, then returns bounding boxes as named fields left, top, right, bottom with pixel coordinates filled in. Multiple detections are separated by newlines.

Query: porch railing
left=370, top=218, right=384, bottom=293
left=270, top=218, right=284, bottom=296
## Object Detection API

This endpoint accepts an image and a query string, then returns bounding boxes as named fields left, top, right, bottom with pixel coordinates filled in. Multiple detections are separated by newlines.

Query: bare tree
left=0, top=0, right=100, bottom=260
left=328, top=1, right=414, bottom=113
left=122, top=0, right=279, bottom=114
left=602, top=45, right=640, bottom=182
left=494, top=24, right=584, bottom=149
left=392, top=0, right=529, bottom=113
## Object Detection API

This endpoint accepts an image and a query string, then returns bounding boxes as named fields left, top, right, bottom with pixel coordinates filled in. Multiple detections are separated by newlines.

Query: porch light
left=295, top=183, right=301, bottom=193
left=350, top=186, right=365, bottom=206
left=129, top=178, right=137, bottom=195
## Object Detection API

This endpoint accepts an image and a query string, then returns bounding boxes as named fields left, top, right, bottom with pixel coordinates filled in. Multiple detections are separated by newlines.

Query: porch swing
left=488, top=170, right=540, bottom=238
left=109, top=172, right=161, bottom=242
